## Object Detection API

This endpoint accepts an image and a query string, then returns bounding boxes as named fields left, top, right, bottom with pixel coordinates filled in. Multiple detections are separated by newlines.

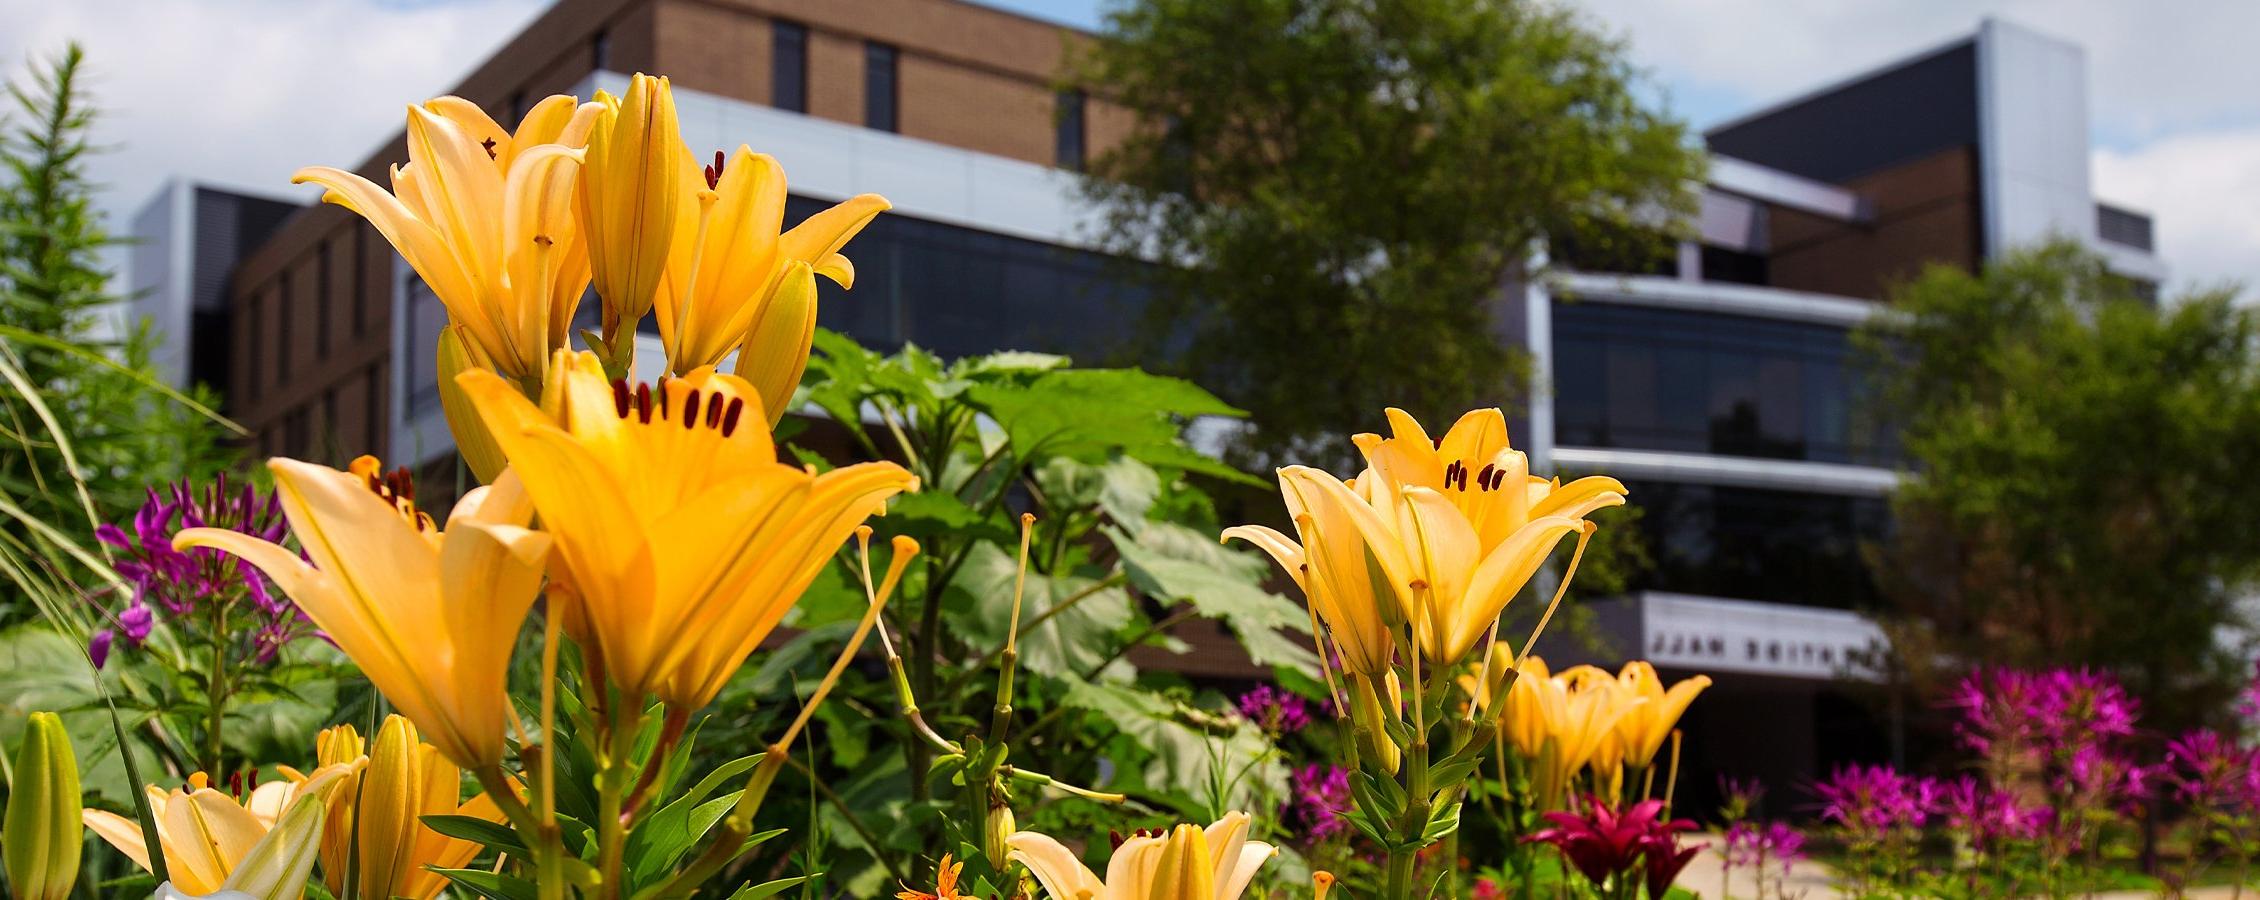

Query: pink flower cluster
left=1936, top=774, right=2051, bottom=846
left=1236, top=683, right=1313, bottom=734
left=1813, top=763, right=1935, bottom=835
left=1722, top=820, right=1806, bottom=875
left=1525, top=797, right=1700, bottom=899
left=2164, top=729, right=2260, bottom=815
left=1952, top=667, right=2138, bottom=758
left=1283, top=763, right=1352, bottom=842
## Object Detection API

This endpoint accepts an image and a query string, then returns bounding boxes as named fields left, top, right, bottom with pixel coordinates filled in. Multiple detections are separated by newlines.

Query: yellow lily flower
left=298, top=716, right=507, bottom=900
left=174, top=457, right=553, bottom=768
left=1223, top=467, right=1403, bottom=679
left=455, top=349, right=917, bottom=711
left=84, top=769, right=348, bottom=896
left=653, top=143, right=889, bottom=383
left=1006, top=811, right=1275, bottom=900
left=1486, top=654, right=1642, bottom=812
left=1347, top=408, right=1628, bottom=665
left=294, top=94, right=600, bottom=383
left=580, top=73, right=682, bottom=345
left=1607, top=660, right=1711, bottom=772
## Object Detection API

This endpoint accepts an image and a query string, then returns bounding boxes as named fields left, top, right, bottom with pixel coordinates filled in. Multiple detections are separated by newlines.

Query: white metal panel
left=1637, top=592, right=1885, bottom=680
left=1549, top=446, right=1900, bottom=497
left=1976, top=18, right=2098, bottom=251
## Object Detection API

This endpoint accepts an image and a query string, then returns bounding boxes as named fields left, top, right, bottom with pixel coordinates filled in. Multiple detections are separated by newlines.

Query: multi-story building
left=129, top=4, right=2161, bottom=793
left=1526, top=19, right=2162, bottom=793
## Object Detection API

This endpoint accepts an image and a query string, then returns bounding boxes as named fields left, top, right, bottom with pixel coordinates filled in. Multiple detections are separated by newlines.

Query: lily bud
left=732, top=259, right=818, bottom=427
left=3, top=712, right=81, bottom=900
left=1348, top=671, right=1401, bottom=776
left=579, top=72, right=682, bottom=352
left=437, top=325, right=510, bottom=483
left=983, top=802, right=1015, bottom=870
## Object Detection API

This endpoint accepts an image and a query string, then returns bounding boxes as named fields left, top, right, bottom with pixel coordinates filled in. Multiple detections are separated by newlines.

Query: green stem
left=202, top=602, right=230, bottom=776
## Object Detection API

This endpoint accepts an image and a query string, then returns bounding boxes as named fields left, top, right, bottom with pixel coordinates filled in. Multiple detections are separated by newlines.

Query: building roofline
left=1702, top=31, right=1977, bottom=138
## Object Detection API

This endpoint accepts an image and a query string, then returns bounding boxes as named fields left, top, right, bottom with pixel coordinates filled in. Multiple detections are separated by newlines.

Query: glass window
left=1552, top=301, right=1889, bottom=464
left=1614, top=479, right=1889, bottom=609
left=865, top=42, right=898, bottom=132
left=1055, top=90, right=1086, bottom=170
left=772, top=21, right=808, bottom=113
left=780, top=196, right=1151, bottom=361
left=405, top=276, right=446, bottom=416
left=591, top=29, right=610, bottom=70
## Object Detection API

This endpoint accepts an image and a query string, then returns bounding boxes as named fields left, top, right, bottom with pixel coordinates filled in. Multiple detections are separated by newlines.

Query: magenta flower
left=1282, top=763, right=1352, bottom=842
left=2167, top=729, right=2260, bottom=814
left=1236, top=684, right=1314, bottom=734
left=89, top=475, right=308, bottom=666
left=1525, top=797, right=1697, bottom=895
left=1813, top=764, right=1933, bottom=834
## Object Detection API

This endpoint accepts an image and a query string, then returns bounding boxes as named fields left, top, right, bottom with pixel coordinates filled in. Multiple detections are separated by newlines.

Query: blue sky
left=2, top=0, right=2255, bottom=293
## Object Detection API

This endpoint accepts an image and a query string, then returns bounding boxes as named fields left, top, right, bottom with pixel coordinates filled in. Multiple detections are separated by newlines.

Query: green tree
left=1859, top=242, right=2260, bottom=726
left=0, top=44, right=236, bottom=608
left=1074, top=0, right=1701, bottom=464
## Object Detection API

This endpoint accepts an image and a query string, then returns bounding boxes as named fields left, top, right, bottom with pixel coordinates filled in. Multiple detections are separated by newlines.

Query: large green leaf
left=942, top=542, right=1132, bottom=681
left=1059, top=682, right=1284, bottom=817
left=963, top=369, right=1244, bottom=477
left=1111, top=528, right=1316, bottom=670
left=1033, top=455, right=1159, bottom=527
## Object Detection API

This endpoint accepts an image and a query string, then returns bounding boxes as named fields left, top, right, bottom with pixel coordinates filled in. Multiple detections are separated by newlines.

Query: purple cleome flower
left=1236, top=684, right=1313, bottom=734
left=1282, top=763, right=1352, bottom=842
left=1723, top=820, right=1807, bottom=875
left=90, top=475, right=309, bottom=666
left=1813, top=763, right=1933, bottom=834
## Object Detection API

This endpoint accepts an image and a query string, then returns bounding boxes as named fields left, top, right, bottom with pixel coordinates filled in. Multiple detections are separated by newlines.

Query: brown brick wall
left=1766, top=146, right=1982, bottom=300
left=227, top=0, right=1123, bottom=463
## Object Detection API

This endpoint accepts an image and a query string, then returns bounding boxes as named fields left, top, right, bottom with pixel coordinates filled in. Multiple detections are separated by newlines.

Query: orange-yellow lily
left=1006, top=811, right=1275, bottom=900
left=175, top=457, right=552, bottom=768
left=580, top=72, right=682, bottom=347
left=1224, top=469, right=1400, bottom=679
left=653, top=143, right=887, bottom=397
left=1607, top=660, right=1711, bottom=772
left=294, top=94, right=599, bottom=382
left=1484, top=652, right=1643, bottom=812
left=1348, top=407, right=1628, bottom=665
left=84, top=768, right=349, bottom=896
left=456, top=349, right=916, bottom=711
left=303, top=716, right=508, bottom=900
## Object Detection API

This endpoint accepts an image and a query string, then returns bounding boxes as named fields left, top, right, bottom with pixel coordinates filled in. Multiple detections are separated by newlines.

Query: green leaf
left=964, top=369, right=1243, bottom=472
left=1112, top=531, right=1316, bottom=670
left=427, top=868, right=539, bottom=900
left=942, top=543, right=1132, bottom=681
left=722, top=875, right=811, bottom=900
left=1059, top=682, right=1284, bottom=816
left=1035, top=455, right=1160, bottom=527
left=419, top=814, right=529, bottom=856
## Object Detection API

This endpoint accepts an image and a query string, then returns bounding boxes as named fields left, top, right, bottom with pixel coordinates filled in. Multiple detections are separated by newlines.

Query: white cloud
left=2095, top=133, right=2260, bottom=297
left=0, top=0, right=547, bottom=228
left=1570, top=0, right=2260, bottom=296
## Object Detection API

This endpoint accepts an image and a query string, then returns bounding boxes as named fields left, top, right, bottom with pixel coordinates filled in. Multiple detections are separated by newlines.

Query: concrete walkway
left=1671, top=833, right=2255, bottom=899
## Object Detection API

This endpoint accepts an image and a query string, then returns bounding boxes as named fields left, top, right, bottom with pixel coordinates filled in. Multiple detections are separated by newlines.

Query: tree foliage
left=1859, top=242, right=2260, bottom=725
left=0, top=44, right=235, bottom=607
left=1074, top=0, right=1702, bottom=464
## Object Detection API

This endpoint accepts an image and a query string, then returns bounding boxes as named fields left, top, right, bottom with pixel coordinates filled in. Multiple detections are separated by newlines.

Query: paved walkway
left=1671, top=833, right=2255, bottom=898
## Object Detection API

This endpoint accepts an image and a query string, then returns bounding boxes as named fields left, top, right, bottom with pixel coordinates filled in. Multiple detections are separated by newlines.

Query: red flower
left=1524, top=797, right=1696, bottom=896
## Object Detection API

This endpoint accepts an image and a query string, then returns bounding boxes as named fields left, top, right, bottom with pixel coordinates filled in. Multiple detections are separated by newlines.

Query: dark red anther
left=705, top=393, right=726, bottom=428
left=480, top=137, right=499, bottom=159
left=703, top=150, right=725, bottom=190
left=635, top=383, right=653, bottom=423
left=720, top=397, right=745, bottom=437
left=682, top=388, right=701, bottom=429
left=612, top=379, right=631, bottom=418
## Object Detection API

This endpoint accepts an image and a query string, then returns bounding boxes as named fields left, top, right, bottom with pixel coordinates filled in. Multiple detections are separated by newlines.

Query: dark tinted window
left=1055, top=90, right=1086, bottom=170
left=772, top=21, right=808, bottom=113
left=591, top=29, right=610, bottom=70
left=784, top=196, right=1149, bottom=360
left=1619, top=479, right=1887, bottom=609
left=864, top=42, right=898, bottom=132
left=1553, top=301, right=1886, bottom=464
